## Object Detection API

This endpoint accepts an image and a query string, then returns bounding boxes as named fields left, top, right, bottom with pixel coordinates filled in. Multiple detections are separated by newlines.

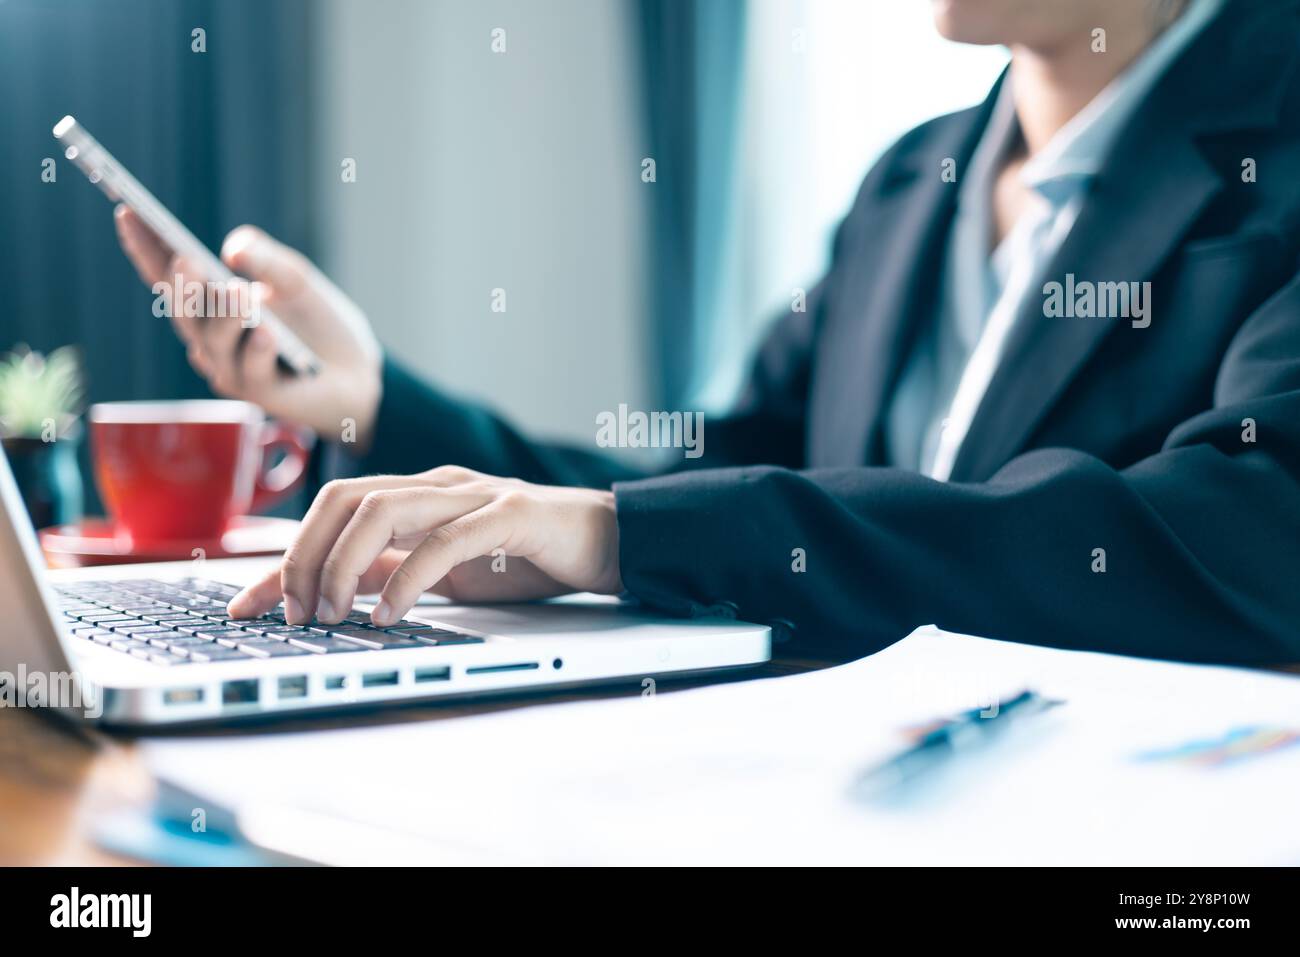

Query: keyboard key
left=236, top=640, right=311, bottom=658
left=144, top=630, right=200, bottom=646
left=420, top=635, right=485, bottom=646
left=189, top=627, right=244, bottom=640
left=383, top=623, right=450, bottom=635
left=179, top=577, right=239, bottom=595
left=171, top=620, right=220, bottom=634
left=252, top=625, right=308, bottom=637
left=157, top=634, right=213, bottom=648
left=188, top=646, right=255, bottom=662
left=287, top=635, right=367, bottom=654
left=162, top=642, right=217, bottom=659
left=109, top=624, right=173, bottom=635
left=320, top=625, right=376, bottom=638
left=147, top=652, right=190, bottom=666
left=351, top=634, right=427, bottom=650
left=385, top=626, right=483, bottom=643
left=170, top=598, right=219, bottom=611
left=327, top=628, right=424, bottom=650
left=110, top=638, right=153, bottom=653
left=240, top=623, right=293, bottom=636
left=214, top=630, right=261, bottom=648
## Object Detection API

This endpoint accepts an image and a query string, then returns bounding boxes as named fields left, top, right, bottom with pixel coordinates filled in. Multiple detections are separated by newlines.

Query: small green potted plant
left=0, top=344, right=85, bottom=528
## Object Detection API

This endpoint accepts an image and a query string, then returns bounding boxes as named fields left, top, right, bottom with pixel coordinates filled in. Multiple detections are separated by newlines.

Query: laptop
left=0, top=445, right=770, bottom=726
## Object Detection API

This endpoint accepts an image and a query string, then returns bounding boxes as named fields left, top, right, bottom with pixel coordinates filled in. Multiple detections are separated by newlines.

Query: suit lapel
left=809, top=87, right=999, bottom=468
left=948, top=0, right=1297, bottom=481
left=948, top=129, right=1223, bottom=481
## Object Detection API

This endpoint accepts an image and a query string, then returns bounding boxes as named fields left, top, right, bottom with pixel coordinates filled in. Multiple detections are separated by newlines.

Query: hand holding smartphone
left=53, top=115, right=321, bottom=376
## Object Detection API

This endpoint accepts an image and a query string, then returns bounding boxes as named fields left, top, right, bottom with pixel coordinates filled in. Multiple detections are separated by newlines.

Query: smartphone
left=53, top=115, right=320, bottom=376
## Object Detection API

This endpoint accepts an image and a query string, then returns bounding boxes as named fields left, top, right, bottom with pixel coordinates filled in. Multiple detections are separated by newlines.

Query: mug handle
left=250, top=421, right=311, bottom=514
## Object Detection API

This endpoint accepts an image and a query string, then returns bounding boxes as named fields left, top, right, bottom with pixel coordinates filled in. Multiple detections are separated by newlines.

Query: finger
left=279, top=476, right=482, bottom=624
left=237, top=322, right=280, bottom=394
left=228, top=565, right=284, bottom=619
left=166, top=255, right=206, bottom=353
left=420, top=464, right=484, bottom=487
left=194, top=280, right=263, bottom=394
left=280, top=478, right=390, bottom=623
left=317, top=486, right=493, bottom=622
left=115, top=205, right=173, bottom=286
left=375, top=496, right=528, bottom=625
left=231, top=547, right=409, bottom=621
left=221, top=225, right=312, bottom=301
left=197, top=314, right=247, bottom=394
left=231, top=547, right=452, bottom=617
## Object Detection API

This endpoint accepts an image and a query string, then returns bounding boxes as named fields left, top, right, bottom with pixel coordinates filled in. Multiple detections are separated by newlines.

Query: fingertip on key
left=371, top=600, right=395, bottom=627
left=316, top=596, right=340, bottom=623
left=283, top=594, right=305, bottom=625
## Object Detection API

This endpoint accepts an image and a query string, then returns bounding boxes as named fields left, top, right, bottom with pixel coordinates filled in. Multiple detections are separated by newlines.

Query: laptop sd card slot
left=466, top=662, right=539, bottom=675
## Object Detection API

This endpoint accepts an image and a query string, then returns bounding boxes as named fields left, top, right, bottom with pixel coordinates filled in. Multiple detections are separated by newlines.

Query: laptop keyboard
left=53, top=577, right=485, bottom=667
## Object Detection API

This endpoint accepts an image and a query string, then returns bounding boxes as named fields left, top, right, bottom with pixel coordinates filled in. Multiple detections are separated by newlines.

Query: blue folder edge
left=91, top=807, right=284, bottom=867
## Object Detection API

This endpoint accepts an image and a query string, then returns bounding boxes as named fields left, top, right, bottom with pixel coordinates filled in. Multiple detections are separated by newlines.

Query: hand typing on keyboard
left=227, top=466, right=624, bottom=627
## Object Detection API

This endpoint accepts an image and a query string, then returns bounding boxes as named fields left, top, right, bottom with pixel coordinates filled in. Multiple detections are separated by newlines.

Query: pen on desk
left=851, top=690, right=1063, bottom=800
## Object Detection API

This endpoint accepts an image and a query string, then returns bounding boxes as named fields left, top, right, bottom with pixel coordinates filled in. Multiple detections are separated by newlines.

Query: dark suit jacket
left=353, top=0, right=1300, bottom=665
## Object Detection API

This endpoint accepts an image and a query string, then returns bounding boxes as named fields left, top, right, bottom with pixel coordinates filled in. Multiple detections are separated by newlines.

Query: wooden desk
left=0, top=656, right=826, bottom=866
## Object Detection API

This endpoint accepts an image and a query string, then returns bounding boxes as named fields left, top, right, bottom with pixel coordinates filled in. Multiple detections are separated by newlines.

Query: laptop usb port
left=414, top=666, right=451, bottom=684
left=278, top=675, right=308, bottom=699
left=362, top=670, right=400, bottom=688
left=221, top=679, right=260, bottom=706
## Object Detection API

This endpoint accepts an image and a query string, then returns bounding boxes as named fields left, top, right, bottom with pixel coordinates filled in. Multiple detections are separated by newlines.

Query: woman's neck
left=1008, top=6, right=1182, bottom=156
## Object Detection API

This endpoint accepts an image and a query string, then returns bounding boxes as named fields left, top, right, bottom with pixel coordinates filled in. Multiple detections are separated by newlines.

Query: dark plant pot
left=2, top=434, right=84, bottom=530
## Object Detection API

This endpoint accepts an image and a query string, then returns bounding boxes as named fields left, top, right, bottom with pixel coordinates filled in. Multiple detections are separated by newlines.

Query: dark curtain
left=0, top=0, right=315, bottom=512
left=634, top=0, right=748, bottom=409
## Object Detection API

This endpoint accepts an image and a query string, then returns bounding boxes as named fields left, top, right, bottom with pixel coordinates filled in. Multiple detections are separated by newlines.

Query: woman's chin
left=930, top=5, right=1008, bottom=46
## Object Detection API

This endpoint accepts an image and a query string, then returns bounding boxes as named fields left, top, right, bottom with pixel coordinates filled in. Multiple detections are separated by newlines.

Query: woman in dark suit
left=116, top=0, right=1300, bottom=664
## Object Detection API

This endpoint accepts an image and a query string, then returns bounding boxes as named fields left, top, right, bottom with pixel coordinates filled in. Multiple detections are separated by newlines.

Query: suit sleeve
left=614, top=268, right=1300, bottom=666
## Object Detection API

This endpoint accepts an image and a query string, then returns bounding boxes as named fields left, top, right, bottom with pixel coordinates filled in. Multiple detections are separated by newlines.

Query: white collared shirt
left=884, top=0, right=1226, bottom=479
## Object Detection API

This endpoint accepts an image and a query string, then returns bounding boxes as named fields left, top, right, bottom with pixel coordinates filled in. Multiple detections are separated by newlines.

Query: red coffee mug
left=90, top=400, right=310, bottom=545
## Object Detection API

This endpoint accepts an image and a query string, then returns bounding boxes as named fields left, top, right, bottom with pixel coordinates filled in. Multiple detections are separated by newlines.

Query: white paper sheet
left=142, top=627, right=1300, bottom=865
